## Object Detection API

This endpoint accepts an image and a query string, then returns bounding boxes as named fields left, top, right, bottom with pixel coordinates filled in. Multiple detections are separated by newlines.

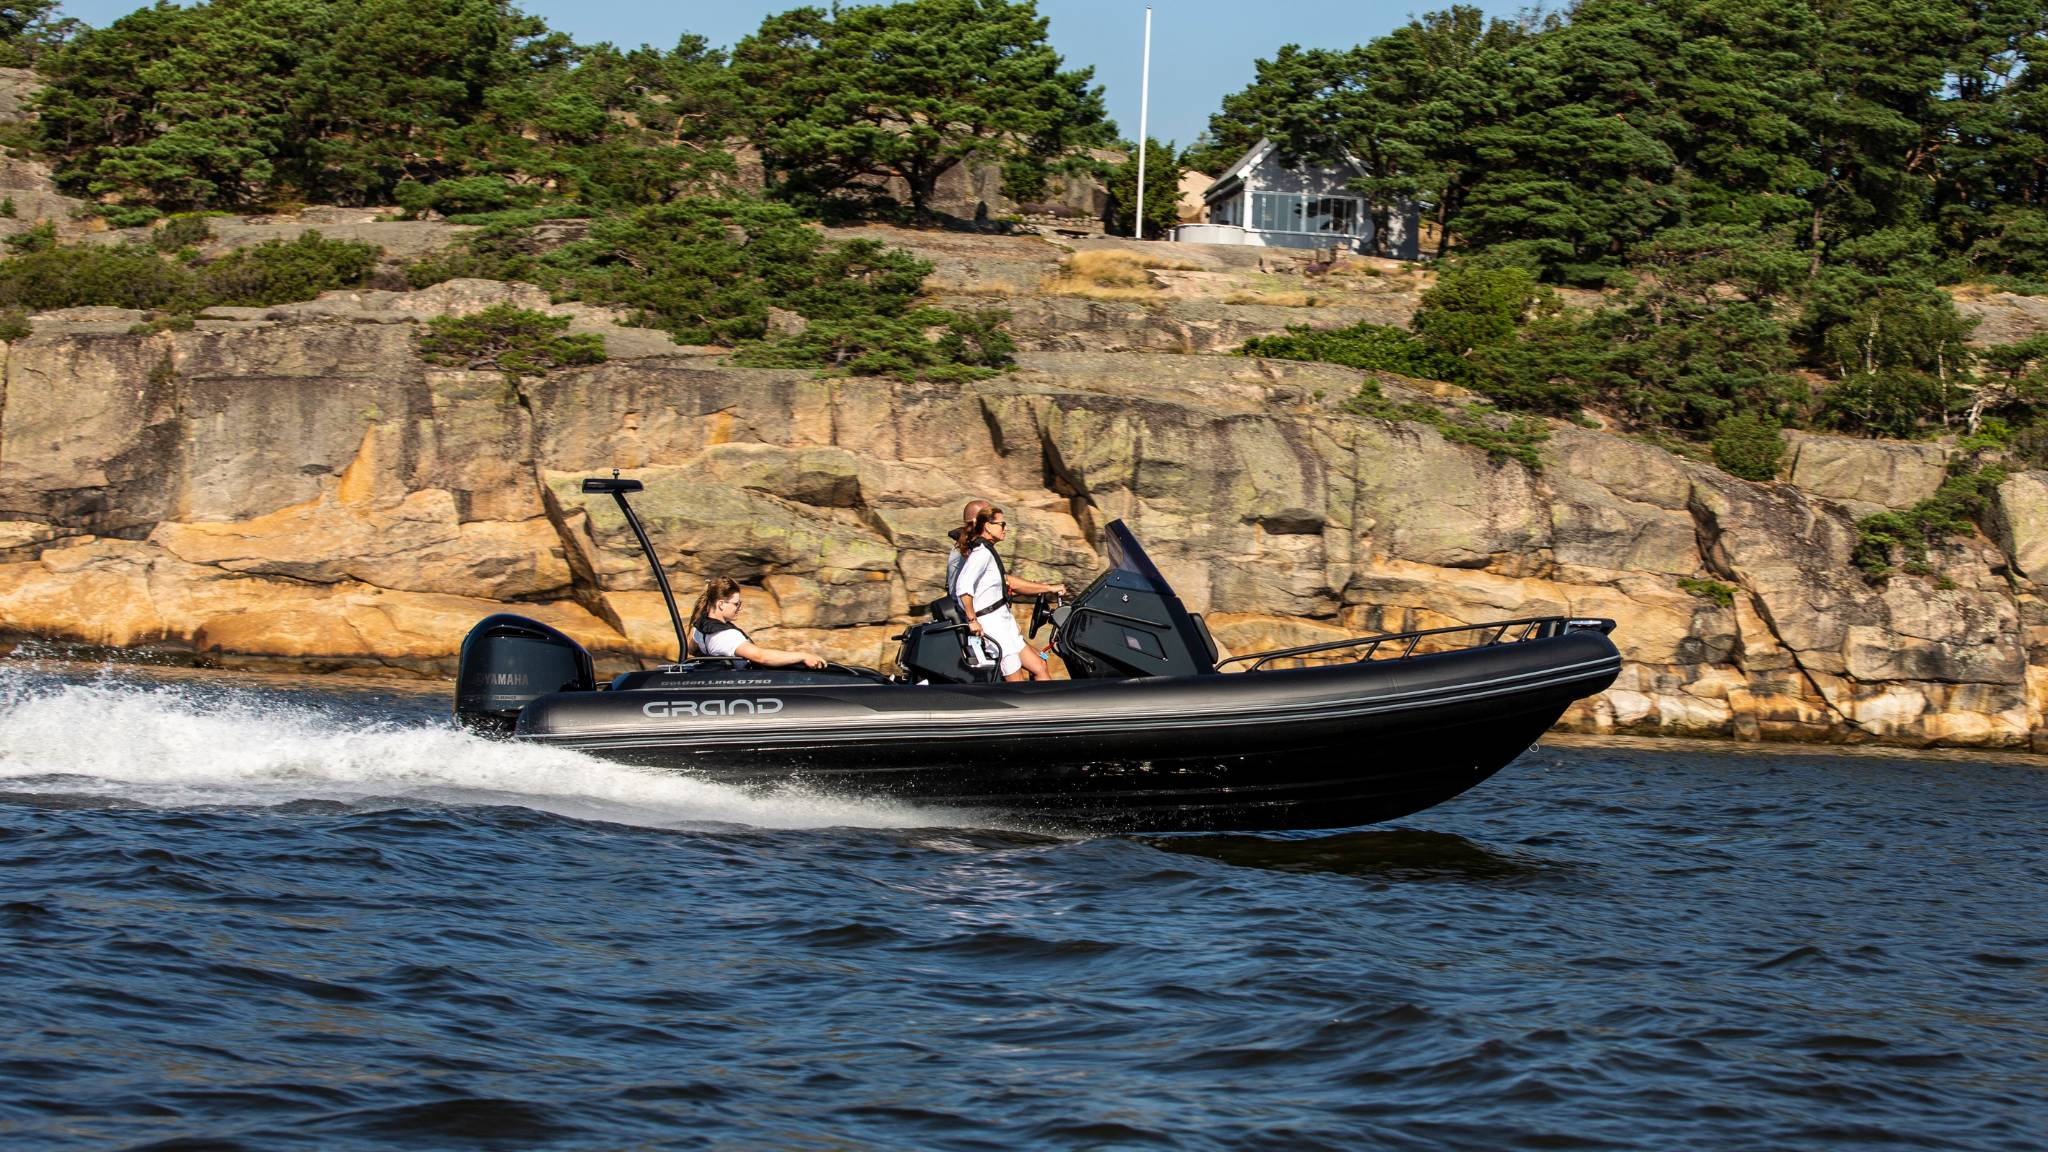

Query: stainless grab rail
left=1214, top=615, right=1607, bottom=673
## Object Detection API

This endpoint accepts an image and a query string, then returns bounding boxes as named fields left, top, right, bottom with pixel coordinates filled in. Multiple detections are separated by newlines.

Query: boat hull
left=514, top=630, right=1622, bottom=832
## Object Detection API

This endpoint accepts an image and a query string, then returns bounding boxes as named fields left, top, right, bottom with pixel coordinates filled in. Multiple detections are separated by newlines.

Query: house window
left=1251, top=192, right=1364, bottom=235
left=1251, top=192, right=1303, bottom=232
left=1210, top=194, right=1242, bottom=227
left=1306, top=196, right=1361, bottom=236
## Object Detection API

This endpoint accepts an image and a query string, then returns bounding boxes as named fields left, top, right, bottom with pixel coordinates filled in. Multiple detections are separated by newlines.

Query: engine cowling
left=455, top=614, right=595, bottom=736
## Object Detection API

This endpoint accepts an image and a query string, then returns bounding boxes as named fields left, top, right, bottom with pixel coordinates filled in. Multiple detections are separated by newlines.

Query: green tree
left=730, top=0, right=1110, bottom=216
left=407, top=196, right=1012, bottom=380
left=289, top=0, right=573, bottom=205
left=417, top=304, right=606, bottom=391
left=1797, top=0, right=1967, bottom=274
left=30, top=0, right=735, bottom=213
left=1180, top=44, right=1359, bottom=177
left=1968, top=334, right=2048, bottom=431
left=0, top=0, right=78, bottom=66
left=1105, top=139, right=1184, bottom=239
left=33, top=0, right=325, bottom=209
left=1568, top=226, right=1808, bottom=430
left=1240, top=321, right=1474, bottom=384
left=1453, top=0, right=1686, bottom=282
left=0, top=241, right=201, bottom=311
left=199, top=230, right=381, bottom=306
left=1374, top=8, right=1531, bottom=259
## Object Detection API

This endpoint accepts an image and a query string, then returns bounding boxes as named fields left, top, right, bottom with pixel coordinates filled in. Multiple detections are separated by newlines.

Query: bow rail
left=1215, top=616, right=1615, bottom=673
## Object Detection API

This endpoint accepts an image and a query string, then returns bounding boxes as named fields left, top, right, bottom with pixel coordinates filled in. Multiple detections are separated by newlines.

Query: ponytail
left=957, top=506, right=1002, bottom=556
left=685, top=577, right=742, bottom=657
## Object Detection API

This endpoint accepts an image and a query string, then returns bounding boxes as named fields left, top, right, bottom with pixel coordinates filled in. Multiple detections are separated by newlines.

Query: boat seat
left=927, top=595, right=965, bottom=625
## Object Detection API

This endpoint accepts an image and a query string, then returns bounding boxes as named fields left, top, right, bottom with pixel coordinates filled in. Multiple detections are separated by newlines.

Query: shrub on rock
left=416, top=303, right=607, bottom=390
left=1710, top=414, right=1786, bottom=482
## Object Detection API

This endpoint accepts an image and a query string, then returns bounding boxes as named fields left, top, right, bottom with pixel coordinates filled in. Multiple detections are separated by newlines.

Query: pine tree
left=1105, top=139, right=1184, bottom=239
left=1453, top=0, right=1687, bottom=282
left=731, top=0, right=1109, bottom=217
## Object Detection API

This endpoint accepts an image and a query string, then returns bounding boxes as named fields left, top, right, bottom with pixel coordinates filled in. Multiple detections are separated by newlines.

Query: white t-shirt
left=690, top=624, right=747, bottom=659
left=953, top=546, right=1003, bottom=619
left=944, top=528, right=970, bottom=591
left=954, top=545, right=1023, bottom=658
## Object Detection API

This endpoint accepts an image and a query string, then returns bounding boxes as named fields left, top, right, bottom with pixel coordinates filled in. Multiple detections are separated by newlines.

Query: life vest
left=954, top=540, right=1010, bottom=618
left=690, top=617, right=748, bottom=659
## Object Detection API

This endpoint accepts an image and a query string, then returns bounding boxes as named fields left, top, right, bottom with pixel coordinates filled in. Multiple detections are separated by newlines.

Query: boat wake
left=0, top=663, right=951, bottom=831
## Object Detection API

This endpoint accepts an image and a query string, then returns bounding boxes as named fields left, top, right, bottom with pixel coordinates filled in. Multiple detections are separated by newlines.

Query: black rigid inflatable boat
left=454, top=477, right=1622, bottom=832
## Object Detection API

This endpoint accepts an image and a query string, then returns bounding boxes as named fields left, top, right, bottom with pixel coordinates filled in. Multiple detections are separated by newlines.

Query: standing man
left=945, top=498, right=990, bottom=595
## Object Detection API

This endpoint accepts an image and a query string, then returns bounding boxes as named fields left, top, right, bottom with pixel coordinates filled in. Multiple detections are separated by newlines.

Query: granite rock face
left=1783, top=431, right=1949, bottom=516
left=2, top=279, right=2047, bottom=751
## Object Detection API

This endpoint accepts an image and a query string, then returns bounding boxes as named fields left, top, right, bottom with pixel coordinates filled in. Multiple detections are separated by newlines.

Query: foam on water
left=0, top=663, right=953, bottom=830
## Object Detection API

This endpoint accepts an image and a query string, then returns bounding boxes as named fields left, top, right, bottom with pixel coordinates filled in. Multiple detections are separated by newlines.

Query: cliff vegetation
left=4, top=2, right=2048, bottom=753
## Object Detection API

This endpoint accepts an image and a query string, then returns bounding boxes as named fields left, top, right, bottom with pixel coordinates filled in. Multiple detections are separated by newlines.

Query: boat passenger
left=952, top=506, right=1066, bottom=682
left=685, top=578, right=828, bottom=669
left=945, top=498, right=990, bottom=593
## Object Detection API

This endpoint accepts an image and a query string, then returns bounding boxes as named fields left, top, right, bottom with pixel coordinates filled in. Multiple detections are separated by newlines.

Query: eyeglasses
left=988, top=518, right=1007, bottom=527
left=719, top=596, right=743, bottom=608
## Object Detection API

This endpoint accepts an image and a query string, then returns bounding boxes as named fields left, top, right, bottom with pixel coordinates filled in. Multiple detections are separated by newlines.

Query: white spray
left=0, top=663, right=954, bottom=831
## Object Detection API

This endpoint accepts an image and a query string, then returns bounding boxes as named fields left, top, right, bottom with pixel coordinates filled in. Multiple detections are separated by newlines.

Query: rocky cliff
left=1, top=216, right=2046, bottom=751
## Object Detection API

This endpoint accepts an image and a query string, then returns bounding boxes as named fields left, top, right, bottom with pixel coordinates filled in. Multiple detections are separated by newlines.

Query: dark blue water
left=0, top=660, right=2042, bottom=1150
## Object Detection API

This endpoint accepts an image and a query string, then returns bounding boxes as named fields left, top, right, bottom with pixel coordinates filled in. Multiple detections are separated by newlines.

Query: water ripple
left=0, top=662, right=2041, bottom=1149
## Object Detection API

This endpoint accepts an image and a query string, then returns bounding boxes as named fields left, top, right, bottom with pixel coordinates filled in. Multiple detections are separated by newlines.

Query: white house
left=1176, top=138, right=1420, bottom=259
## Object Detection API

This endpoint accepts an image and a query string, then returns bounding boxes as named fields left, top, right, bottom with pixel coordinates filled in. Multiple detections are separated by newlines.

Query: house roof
left=1201, top=138, right=1274, bottom=202
left=1201, top=136, right=1369, bottom=203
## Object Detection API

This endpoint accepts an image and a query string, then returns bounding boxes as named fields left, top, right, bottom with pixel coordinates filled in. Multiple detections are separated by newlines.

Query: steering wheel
left=1028, top=592, right=1059, bottom=639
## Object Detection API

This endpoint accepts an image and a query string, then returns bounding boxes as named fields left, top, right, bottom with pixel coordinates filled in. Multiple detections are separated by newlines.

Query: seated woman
left=685, top=578, right=828, bottom=669
left=951, top=506, right=1066, bottom=682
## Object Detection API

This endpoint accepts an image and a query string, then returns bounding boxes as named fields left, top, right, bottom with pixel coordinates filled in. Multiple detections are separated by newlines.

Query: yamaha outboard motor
left=455, top=614, right=596, bottom=735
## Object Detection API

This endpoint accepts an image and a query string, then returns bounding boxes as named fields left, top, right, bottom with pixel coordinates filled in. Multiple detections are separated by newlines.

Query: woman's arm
left=959, top=593, right=983, bottom=635
left=1004, top=575, right=1067, bottom=597
left=734, top=641, right=827, bottom=670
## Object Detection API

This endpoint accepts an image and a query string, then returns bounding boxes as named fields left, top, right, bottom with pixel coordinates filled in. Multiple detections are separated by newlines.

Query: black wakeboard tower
left=581, top=472, right=688, bottom=663
left=452, top=475, right=1623, bottom=833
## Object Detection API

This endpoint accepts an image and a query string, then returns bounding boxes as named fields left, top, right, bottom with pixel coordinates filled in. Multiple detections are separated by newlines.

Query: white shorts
left=981, top=610, right=1026, bottom=676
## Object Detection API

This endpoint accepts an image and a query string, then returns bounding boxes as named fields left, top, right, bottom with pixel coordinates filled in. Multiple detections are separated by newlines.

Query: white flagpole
left=1135, top=6, right=1151, bottom=239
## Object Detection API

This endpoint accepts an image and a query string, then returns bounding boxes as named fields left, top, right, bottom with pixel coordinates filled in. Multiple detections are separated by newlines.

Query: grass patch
left=1039, top=249, right=1196, bottom=300
left=1678, top=577, right=1737, bottom=608
left=1954, top=276, right=2048, bottom=298
left=126, top=312, right=197, bottom=335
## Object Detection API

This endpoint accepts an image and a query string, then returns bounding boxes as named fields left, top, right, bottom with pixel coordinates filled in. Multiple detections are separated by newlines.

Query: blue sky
left=49, top=0, right=1524, bottom=165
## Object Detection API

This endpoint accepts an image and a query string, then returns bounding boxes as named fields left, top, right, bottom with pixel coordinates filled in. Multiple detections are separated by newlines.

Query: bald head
left=961, top=499, right=989, bottom=524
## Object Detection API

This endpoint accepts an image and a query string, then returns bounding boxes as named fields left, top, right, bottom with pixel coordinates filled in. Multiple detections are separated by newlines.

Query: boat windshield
left=1061, top=520, right=1217, bottom=676
left=1103, top=520, right=1176, bottom=593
